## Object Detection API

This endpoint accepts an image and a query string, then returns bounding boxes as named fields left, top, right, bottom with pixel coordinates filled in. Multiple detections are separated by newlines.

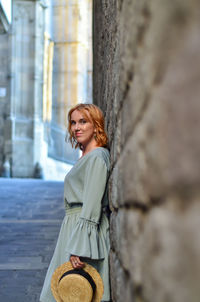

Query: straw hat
left=51, top=261, right=104, bottom=302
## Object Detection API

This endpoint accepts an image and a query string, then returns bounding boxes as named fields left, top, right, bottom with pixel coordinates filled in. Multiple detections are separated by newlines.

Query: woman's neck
left=81, top=141, right=99, bottom=157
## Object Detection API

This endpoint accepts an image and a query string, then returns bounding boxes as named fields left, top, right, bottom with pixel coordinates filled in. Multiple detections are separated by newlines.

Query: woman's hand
left=70, top=255, right=84, bottom=269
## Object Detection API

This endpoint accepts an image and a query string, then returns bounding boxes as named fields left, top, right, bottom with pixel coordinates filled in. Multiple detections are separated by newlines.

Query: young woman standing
left=40, top=103, right=111, bottom=302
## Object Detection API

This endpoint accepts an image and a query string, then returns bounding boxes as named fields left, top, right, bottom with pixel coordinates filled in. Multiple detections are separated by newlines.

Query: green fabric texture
left=40, top=147, right=111, bottom=302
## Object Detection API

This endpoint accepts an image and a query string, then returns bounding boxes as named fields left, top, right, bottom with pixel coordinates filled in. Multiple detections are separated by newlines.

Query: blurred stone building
left=0, top=0, right=92, bottom=179
left=93, top=1, right=200, bottom=302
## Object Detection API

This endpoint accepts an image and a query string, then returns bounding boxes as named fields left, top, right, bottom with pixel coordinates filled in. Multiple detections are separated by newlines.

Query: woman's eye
left=80, top=120, right=87, bottom=124
left=71, top=121, right=76, bottom=125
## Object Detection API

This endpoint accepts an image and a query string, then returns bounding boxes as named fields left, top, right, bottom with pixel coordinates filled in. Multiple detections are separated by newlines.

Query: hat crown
left=51, top=261, right=104, bottom=302
left=58, top=274, right=93, bottom=302
left=59, top=268, right=96, bottom=293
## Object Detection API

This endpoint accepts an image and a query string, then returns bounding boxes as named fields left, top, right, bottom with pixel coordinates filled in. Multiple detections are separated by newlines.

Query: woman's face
left=70, top=109, right=96, bottom=147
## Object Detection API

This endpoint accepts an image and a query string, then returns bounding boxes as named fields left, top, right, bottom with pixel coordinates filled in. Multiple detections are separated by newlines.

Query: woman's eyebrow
left=71, top=118, right=86, bottom=122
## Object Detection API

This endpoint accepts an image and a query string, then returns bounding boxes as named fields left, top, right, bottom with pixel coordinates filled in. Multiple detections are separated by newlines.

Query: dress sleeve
left=65, top=155, right=108, bottom=260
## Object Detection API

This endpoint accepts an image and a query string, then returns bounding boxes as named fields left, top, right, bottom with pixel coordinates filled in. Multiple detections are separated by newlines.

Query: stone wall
left=93, top=1, right=200, bottom=301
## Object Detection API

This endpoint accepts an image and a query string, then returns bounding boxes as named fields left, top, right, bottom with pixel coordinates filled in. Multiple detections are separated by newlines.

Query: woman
left=40, top=103, right=111, bottom=302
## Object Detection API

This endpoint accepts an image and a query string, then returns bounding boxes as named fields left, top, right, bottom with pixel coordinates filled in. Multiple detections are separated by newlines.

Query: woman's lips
left=76, top=133, right=82, bottom=137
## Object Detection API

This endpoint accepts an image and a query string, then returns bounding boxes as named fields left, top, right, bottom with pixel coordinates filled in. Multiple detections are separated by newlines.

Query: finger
left=75, top=260, right=84, bottom=269
left=72, top=261, right=77, bottom=269
left=78, top=259, right=84, bottom=265
left=70, top=256, right=75, bottom=266
left=74, top=256, right=83, bottom=264
left=73, top=257, right=79, bottom=268
left=75, top=263, right=84, bottom=269
left=76, top=262, right=84, bottom=269
left=70, top=257, right=77, bottom=268
left=70, top=256, right=84, bottom=268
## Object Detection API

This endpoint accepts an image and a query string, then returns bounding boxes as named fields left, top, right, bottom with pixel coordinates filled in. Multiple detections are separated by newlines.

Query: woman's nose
left=75, top=123, right=80, bottom=130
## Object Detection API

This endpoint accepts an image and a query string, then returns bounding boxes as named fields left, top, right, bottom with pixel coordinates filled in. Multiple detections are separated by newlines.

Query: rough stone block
left=140, top=196, right=200, bottom=302
left=109, top=164, right=121, bottom=209
left=109, top=108, right=122, bottom=167
left=110, top=250, right=135, bottom=302
left=110, top=208, right=144, bottom=287
left=114, top=125, right=150, bottom=206
left=115, top=13, right=200, bottom=207
left=110, top=197, right=200, bottom=302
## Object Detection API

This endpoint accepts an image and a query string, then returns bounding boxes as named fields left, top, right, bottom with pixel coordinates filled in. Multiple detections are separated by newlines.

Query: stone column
left=0, top=0, right=11, bottom=176
left=48, top=0, right=92, bottom=163
left=32, top=0, right=46, bottom=170
left=5, top=0, right=45, bottom=177
left=52, top=0, right=91, bottom=127
left=0, top=31, right=10, bottom=175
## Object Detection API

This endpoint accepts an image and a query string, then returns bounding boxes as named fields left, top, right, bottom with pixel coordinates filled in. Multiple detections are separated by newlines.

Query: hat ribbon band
left=59, top=269, right=96, bottom=294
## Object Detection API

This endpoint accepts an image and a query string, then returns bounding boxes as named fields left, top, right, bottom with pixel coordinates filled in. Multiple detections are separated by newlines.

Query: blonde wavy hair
left=67, top=103, right=108, bottom=150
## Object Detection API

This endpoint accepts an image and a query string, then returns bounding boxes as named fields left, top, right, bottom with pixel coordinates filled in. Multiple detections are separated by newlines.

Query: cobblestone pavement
left=0, top=178, right=65, bottom=302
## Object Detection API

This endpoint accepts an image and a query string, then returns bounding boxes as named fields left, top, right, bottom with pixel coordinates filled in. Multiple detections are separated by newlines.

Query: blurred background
left=1, top=1, right=200, bottom=302
left=0, top=0, right=92, bottom=180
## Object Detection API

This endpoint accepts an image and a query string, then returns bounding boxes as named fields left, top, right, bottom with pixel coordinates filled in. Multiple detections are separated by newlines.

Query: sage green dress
left=40, top=147, right=111, bottom=302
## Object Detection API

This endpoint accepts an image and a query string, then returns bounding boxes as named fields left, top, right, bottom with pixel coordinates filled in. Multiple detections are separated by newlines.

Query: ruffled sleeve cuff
left=65, top=217, right=105, bottom=260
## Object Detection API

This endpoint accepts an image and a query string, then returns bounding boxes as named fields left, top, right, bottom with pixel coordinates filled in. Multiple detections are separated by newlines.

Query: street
left=0, top=178, right=64, bottom=301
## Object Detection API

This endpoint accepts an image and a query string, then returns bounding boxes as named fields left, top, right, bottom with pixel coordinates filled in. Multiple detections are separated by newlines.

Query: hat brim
left=51, top=261, right=104, bottom=302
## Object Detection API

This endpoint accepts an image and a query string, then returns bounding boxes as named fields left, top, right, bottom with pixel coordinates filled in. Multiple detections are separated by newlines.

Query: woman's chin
left=76, top=138, right=83, bottom=144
